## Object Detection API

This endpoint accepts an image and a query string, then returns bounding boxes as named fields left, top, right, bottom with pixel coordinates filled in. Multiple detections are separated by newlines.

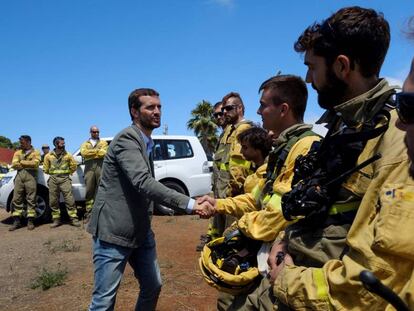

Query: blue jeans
left=89, top=231, right=162, bottom=311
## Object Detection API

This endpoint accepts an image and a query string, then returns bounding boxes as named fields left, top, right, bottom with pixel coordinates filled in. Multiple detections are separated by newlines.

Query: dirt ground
left=0, top=209, right=218, bottom=311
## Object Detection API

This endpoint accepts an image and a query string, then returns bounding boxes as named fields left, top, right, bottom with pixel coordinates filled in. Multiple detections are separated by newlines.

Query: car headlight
left=0, top=176, right=13, bottom=187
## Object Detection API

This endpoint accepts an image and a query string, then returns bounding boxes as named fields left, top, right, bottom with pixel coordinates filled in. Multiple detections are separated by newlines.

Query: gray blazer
left=87, top=124, right=190, bottom=248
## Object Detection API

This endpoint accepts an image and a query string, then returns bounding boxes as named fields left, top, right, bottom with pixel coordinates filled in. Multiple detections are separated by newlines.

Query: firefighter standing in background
left=197, top=102, right=228, bottom=251
left=209, top=92, right=253, bottom=240
left=40, top=144, right=50, bottom=164
left=237, top=127, right=272, bottom=194
left=80, top=126, right=108, bottom=218
left=43, top=136, right=80, bottom=228
left=9, top=135, right=41, bottom=231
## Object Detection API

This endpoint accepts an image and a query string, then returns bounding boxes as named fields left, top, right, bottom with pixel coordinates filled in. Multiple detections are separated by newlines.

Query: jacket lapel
left=131, top=124, right=154, bottom=176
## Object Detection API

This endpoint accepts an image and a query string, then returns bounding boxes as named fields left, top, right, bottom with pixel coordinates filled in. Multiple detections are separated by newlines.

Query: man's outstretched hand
left=193, top=195, right=217, bottom=218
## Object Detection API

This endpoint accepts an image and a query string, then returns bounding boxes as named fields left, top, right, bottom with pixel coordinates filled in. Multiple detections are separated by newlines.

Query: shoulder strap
left=263, top=130, right=318, bottom=196
left=274, top=130, right=319, bottom=177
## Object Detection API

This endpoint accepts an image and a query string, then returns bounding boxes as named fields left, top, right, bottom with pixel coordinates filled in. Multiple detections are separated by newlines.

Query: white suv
left=0, top=135, right=212, bottom=220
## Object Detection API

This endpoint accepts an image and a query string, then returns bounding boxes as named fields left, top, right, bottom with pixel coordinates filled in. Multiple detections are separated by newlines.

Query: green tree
left=0, top=136, right=13, bottom=149
left=12, top=141, right=19, bottom=149
left=187, top=100, right=218, bottom=156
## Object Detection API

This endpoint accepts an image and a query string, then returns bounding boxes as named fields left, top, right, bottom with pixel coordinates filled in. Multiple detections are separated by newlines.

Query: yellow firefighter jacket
left=80, top=139, right=108, bottom=161
left=11, top=147, right=41, bottom=172
left=43, top=150, right=77, bottom=175
left=214, top=120, right=253, bottom=198
left=243, top=163, right=267, bottom=194
left=216, top=123, right=320, bottom=242
left=273, top=80, right=413, bottom=310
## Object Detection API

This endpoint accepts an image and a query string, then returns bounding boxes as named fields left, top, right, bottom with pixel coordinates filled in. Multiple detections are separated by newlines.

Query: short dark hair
left=222, top=92, right=245, bottom=114
left=213, top=101, right=222, bottom=110
left=53, top=136, right=65, bottom=147
left=259, top=74, right=308, bottom=121
left=237, top=127, right=272, bottom=159
left=19, top=135, right=31, bottom=142
left=128, top=88, right=159, bottom=120
left=294, top=6, right=390, bottom=77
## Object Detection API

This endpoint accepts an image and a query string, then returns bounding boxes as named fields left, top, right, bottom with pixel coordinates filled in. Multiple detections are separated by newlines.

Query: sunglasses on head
left=221, top=105, right=237, bottom=113
left=213, top=112, right=223, bottom=118
left=396, top=92, right=414, bottom=124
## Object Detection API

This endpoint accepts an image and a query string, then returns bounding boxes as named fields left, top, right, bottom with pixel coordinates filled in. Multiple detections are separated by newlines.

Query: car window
left=166, top=140, right=193, bottom=159
left=153, top=141, right=163, bottom=161
left=152, top=139, right=193, bottom=160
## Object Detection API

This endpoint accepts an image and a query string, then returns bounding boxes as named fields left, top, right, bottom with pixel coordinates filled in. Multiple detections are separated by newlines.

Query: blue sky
left=1, top=0, right=413, bottom=152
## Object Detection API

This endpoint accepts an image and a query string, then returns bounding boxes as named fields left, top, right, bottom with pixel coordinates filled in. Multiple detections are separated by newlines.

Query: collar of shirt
left=89, top=138, right=98, bottom=147
left=138, top=129, right=154, bottom=156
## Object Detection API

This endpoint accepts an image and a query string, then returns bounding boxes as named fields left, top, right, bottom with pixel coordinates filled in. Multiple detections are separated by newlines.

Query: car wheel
left=34, top=188, right=51, bottom=223
left=155, top=181, right=187, bottom=216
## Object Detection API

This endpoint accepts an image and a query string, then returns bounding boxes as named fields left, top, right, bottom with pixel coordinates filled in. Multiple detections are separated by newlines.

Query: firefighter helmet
left=198, top=231, right=262, bottom=295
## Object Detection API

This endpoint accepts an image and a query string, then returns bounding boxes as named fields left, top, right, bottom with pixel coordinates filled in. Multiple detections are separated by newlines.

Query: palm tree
left=187, top=100, right=218, bottom=156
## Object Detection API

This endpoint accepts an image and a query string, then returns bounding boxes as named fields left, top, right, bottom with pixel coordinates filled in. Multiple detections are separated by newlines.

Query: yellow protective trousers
left=11, top=170, right=37, bottom=218
left=47, top=175, right=78, bottom=220
left=84, top=159, right=103, bottom=212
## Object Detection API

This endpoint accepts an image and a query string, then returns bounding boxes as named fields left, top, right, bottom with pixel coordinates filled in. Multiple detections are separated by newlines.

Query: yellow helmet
left=199, top=232, right=262, bottom=295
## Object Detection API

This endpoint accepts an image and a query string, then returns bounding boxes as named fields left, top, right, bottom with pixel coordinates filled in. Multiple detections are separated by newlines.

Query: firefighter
left=197, top=102, right=229, bottom=251
left=237, top=7, right=411, bottom=310
left=213, top=101, right=227, bottom=131
left=43, top=136, right=80, bottom=228
left=208, top=92, right=254, bottom=242
left=198, top=75, right=320, bottom=309
left=80, top=126, right=108, bottom=219
left=9, top=135, right=41, bottom=231
left=40, top=144, right=50, bottom=164
left=237, top=127, right=272, bottom=194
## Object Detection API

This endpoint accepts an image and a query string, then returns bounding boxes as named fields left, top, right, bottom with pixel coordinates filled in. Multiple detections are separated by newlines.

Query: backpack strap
left=263, top=129, right=319, bottom=196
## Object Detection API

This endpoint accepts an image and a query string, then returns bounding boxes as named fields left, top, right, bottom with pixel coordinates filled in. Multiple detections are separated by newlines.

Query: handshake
left=193, top=195, right=217, bottom=219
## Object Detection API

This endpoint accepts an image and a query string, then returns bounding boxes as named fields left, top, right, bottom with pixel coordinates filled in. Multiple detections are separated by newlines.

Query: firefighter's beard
left=315, top=68, right=348, bottom=110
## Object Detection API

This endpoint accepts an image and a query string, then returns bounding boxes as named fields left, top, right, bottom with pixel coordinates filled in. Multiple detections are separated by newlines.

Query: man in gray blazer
left=87, top=88, right=213, bottom=311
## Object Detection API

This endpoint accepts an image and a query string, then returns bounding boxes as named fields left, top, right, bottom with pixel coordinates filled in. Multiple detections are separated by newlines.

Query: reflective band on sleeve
left=329, top=201, right=360, bottom=215
left=313, top=268, right=329, bottom=299
left=263, top=194, right=271, bottom=205
left=229, top=157, right=251, bottom=169
left=219, top=163, right=229, bottom=171
left=251, top=185, right=261, bottom=202
left=266, top=193, right=282, bottom=211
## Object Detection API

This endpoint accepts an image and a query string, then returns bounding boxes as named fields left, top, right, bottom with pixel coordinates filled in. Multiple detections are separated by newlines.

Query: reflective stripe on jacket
left=43, top=150, right=77, bottom=175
